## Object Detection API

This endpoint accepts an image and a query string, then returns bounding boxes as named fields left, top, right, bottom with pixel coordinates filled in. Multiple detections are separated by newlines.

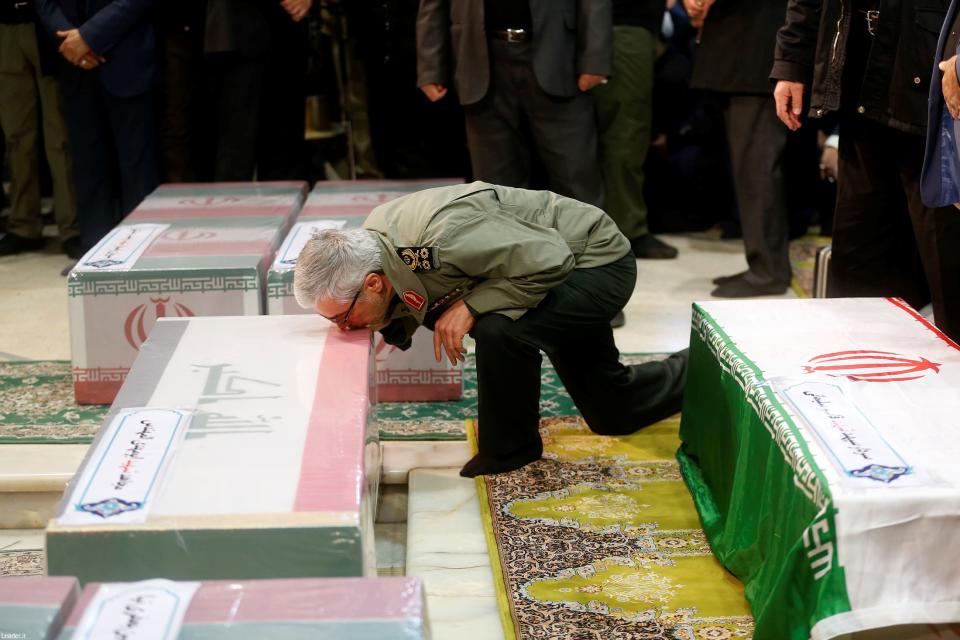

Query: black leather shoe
left=61, top=236, right=87, bottom=260
left=631, top=234, right=678, bottom=259
left=712, top=270, right=748, bottom=285
left=0, top=232, right=44, bottom=256
left=610, top=311, right=626, bottom=328
left=711, top=276, right=787, bottom=298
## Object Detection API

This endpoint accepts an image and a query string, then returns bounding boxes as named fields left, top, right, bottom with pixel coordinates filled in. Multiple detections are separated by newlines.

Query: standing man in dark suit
left=36, top=0, right=159, bottom=253
left=416, top=0, right=611, bottom=209
left=685, top=0, right=792, bottom=298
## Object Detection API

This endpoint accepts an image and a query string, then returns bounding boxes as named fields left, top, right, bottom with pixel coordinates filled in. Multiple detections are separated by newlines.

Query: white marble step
left=407, top=468, right=504, bottom=640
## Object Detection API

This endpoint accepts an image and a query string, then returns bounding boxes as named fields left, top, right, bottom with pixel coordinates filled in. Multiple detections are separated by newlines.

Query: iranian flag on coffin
left=0, top=577, right=79, bottom=639
left=677, top=297, right=960, bottom=639
left=47, top=315, right=378, bottom=584
left=68, top=182, right=307, bottom=404
left=58, top=577, right=428, bottom=639
left=302, top=178, right=462, bottom=218
left=266, top=179, right=464, bottom=402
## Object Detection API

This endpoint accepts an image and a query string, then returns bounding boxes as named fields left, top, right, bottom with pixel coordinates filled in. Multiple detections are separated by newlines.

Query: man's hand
left=56, top=29, right=99, bottom=66
left=281, top=0, right=312, bottom=22
left=774, top=80, right=805, bottom=131
left=940, top=55, right=960, bottom=119
left=433, top=300, right=474, bottom=365
left=683, top=0, right=714, bottom=28
left=578, top=74, right=607, bottom=92
left=420, top=83, right=448, bottom=102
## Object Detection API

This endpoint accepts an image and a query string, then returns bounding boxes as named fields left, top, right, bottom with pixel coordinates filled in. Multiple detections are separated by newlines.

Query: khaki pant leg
left=0, top=23, right=42, bottom=238
left=28, top=36, right=78, bottom=240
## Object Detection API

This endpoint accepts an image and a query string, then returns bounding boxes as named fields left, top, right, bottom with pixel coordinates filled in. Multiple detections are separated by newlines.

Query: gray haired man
left=294, top=182, right=687, bottom=477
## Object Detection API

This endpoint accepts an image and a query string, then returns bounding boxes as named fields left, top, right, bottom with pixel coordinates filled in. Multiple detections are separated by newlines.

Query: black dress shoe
left=610, top=311, right=626, bottom=328
left=711, top=275, right=787, bottom=298
left=712, top=270, right=748, bottom=286
left=0, top=232, right=44, bottom=256
left=61, top=236, right=87, bottom=260
left=631, top=234, right=678, bottom=259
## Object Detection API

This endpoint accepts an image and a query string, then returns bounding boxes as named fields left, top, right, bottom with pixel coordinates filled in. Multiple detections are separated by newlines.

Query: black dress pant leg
left=469, top=255, right=687, bottom=457
left=104, top=90, right=159, bottom=217
left=830, top=115, right=929, bottom=306
left=60, top=71, right=117, bottom=248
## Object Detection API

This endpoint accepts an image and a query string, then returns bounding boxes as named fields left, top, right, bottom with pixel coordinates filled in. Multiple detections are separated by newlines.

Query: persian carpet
left=0, top=361, right=108, bottom=444
left=0, top=550, right=44, bottom=577
left=473, top=416, right=755, bottom=640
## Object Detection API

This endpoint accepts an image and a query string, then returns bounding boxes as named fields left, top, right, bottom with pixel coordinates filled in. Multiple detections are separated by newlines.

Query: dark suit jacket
left=416, top=0, right=612, bottom=105
left=921, top=0, right=960, bottom=207
left=36, top=0, right=157, bottom=97
left=691, top=0, right=784, bottom=95
left=204, top=0, right=276, bottom=57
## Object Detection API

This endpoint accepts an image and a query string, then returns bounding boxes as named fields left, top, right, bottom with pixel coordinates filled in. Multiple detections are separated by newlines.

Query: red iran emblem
left=124, top=297, right=195, bottom=350
left=402, top=290, right=426, bottom=311
left=803, top=350, right=941, bottom=382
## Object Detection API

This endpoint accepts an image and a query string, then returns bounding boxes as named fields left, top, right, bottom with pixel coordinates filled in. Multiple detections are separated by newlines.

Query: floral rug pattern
left=477, top=417, right=755, bottom=639
left=0, top=361, right=108, bottom=443
left=0, top=550, right=44, bottom=577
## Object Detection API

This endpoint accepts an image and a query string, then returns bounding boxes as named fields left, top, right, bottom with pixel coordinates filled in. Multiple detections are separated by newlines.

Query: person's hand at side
left=420, top=83, right=448, bottom=102
left=682, top=0, right=714, bottom=28
left=433, top=300, right=474, bottom=365
left=578, top=74, right=607, bottom=92
left=774, top=80, right=805, bottom=130
left=940, top=55, right=960, bottom=119
left=281, top=0, right=312, bottom=22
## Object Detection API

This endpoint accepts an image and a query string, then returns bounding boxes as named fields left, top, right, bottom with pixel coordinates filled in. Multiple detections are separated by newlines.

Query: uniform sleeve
left=444, top=212, right=576, bottom=318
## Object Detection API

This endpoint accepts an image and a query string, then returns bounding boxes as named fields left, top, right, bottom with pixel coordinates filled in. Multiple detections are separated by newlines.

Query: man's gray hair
left=293, top=228, right=383, bottom=309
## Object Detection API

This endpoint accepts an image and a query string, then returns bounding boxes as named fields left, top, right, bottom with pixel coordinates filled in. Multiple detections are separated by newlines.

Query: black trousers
left=59, top=72, right=158, bottom=249
left=723, top=94, right=791, bottom=287
left=831, top=114, right=960, bottom=342
left=463, top=38, right=604, bottom=208
left=470, top=254, right=686, bottom=457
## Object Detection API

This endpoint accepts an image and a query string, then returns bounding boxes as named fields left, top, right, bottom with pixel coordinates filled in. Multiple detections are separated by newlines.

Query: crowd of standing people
left=0, top=0, right=958, bottom=342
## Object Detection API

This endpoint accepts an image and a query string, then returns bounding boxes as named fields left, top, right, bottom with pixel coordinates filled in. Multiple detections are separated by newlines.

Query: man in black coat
left=685, top=0, right=793, bottom=297
left=772, top=0, right=960, bottom=342
left=36, top=0, right=159, bottom=253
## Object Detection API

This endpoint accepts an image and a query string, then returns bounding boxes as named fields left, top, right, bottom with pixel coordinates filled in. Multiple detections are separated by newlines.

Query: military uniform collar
left=374, top=233, right=428, bottom=324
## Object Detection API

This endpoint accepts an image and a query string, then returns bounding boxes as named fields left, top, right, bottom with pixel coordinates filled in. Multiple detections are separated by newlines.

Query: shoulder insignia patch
left=402, top=290, right=426, bottom=311
left=396, top=246, right=437, bottom=272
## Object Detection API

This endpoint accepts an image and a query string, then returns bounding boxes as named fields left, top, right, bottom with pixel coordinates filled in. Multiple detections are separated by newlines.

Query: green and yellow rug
left=473, top=417, right=754, bottom=639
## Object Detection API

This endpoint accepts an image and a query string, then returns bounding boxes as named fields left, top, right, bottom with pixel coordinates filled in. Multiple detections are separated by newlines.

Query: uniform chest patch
left=402, top=290, right=426, bottom=311
left=397, top=246, right=438, bottom=272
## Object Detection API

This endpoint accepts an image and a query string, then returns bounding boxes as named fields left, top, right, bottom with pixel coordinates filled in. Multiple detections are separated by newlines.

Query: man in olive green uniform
left=294, top=182, right=688, bottom=477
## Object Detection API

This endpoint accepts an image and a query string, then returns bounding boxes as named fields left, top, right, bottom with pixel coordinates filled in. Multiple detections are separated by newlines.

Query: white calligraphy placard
left=773, top=379, right=919, bottom=487
left=59, top=408, right=192, bottom=525
left=74, top=224, right=169, bottom=272
left=271, top=220, right=348, bottom=271
left=72, top=579, right=200, bottom=640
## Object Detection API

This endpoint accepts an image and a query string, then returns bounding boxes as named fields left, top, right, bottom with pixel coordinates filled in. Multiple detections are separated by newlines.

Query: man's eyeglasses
left=323, top=286, right=363, bottom=327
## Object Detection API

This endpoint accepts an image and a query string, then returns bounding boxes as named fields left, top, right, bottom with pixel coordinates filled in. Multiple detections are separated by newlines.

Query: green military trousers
left=593, top=25, right=656, bottom=241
